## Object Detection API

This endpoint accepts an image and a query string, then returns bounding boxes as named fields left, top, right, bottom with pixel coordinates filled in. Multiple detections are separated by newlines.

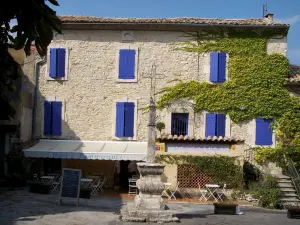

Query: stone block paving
left=0, top=189, right=299, bottom=225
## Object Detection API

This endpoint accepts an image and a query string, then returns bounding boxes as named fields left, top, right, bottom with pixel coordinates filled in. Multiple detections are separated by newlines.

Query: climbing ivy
left=157, top=30, right=300, bottom=164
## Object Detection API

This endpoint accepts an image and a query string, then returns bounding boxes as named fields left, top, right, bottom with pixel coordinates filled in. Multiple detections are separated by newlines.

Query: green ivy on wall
left=157, top=30, right=300, bottom=164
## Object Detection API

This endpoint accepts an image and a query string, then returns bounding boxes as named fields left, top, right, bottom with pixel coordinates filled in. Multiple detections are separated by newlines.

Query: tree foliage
left=0, top=0, right=62, bottom=120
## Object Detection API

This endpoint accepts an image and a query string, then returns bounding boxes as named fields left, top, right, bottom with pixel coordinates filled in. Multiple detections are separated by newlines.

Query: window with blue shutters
left=49, top=48, right=66, bottom=78
left=171, top=113, right=189, bottom=136
left=44, top=101, right=62, bottom=136
left=118, top=49, right=136, bottom=80
left=205, top=113, right=226, bottom=137
left=210, top=52, right=226, bottom=83
left=115, top=102, right=135, bottom=137
left=255, top=118, right=273, bottom=145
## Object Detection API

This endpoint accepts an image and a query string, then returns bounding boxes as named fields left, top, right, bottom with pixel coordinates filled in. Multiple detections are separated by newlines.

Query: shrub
left=249, top=175, right=280, bottom=209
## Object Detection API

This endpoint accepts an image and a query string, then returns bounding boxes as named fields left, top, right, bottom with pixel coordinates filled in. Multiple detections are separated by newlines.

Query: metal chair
left=91, top=178, right=102, bottom=195
left=216, top=184, right=227, bottom=201
left=128, top=178, right=138, bottom=195
left=169, top=182, right=180, bottom=200
left=51, top=175, right=61, bottom=191
left=197, top=182, right=208, bottom=201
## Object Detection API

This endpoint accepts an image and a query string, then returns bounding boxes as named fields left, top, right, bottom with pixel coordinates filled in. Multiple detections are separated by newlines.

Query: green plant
left=156, top=122, right=166, bottom=136
left=157, top=30, right=300, bottom=166
left=155, top=154, right=243, bottom=188
left=249, top=175, right=280, bottom=209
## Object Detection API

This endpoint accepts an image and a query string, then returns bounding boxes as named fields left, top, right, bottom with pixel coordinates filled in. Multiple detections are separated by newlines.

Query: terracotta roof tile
left=59, top=16, right=289, bottom=27
left=158, top=135, right=244, bottom=143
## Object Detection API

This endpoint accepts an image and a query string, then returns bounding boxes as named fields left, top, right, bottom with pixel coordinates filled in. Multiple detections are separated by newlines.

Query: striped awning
left=23, top=140, right=147, bottom=161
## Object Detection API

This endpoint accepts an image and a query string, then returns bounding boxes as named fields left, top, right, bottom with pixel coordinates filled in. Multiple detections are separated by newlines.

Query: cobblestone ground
left=0, top=189, right=299, bottom=225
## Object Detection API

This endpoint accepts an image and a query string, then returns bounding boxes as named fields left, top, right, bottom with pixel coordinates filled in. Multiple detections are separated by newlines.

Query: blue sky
left=54, top=0, right=300, bottom=65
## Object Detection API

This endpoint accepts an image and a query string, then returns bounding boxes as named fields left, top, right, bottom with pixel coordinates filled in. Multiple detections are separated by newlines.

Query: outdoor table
left=40, top=176, right=55, bottom=184
left=81, top=178, right=93, bottom=188
left=205, top=184, right=220, bottom=202
left=161, top=182, right=171, bottom=198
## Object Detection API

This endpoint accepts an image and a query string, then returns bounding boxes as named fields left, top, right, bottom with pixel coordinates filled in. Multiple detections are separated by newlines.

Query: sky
left=53, top=0, right=300, bottom=65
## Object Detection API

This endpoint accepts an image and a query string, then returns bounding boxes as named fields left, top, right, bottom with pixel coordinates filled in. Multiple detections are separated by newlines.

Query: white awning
left=23, top=140, right=147, bottom=161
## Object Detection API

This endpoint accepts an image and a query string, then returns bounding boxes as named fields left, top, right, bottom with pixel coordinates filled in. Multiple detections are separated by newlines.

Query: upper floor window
left=205, top=113, right=226, bottom=137
left=115, top=102, right=135, bottom=137
left=255, top=118, right=273, bottom=145
left=49, top=48, right=67, bottom=79
left=171, top=113, right=189, bottom=136
left=44, top=101, right=62, bottom=136
left=118, top=49, right=136, bottom=81
left=210, top=52, right=226, bottom=83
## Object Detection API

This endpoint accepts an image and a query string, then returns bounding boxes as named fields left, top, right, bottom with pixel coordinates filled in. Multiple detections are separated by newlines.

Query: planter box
left=80, top=188, right=91, bottom=199
left=28, top=182, right=51, bottom=194
left=287, top=206, right=300, bottom=219
left=214, top=203, right=239, bottom=215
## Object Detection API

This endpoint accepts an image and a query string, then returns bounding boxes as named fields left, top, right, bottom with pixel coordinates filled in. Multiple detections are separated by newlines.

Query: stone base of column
left=120, top=162, right=179, bottom=223
left=121, top=202, right=178, bottom=223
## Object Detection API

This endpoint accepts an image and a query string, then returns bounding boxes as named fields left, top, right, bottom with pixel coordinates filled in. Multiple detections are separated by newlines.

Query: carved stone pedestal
left=121, top=162, right=179, bottom=223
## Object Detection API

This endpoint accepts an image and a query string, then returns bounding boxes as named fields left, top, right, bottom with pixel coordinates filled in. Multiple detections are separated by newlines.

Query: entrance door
left=119, top=160, right=130, bottom=190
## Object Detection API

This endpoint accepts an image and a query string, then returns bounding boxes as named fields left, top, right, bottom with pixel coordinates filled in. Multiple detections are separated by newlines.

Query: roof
left=158, top=135, right=244, bottom=143
left=59, top=16, right=289, bottom=28
left=288, top=64, right=300, bottom=84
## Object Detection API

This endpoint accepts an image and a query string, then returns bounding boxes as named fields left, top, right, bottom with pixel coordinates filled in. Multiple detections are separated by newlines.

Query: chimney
left=265, top=13, right=274, bottom=21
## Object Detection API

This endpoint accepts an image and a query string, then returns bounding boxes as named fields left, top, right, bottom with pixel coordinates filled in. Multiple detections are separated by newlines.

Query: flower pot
left=214, top=203, right=240, bottom=215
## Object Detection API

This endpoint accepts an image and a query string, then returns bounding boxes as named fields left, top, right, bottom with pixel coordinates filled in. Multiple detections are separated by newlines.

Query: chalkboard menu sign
left=59, top=168, right=81, bottom=206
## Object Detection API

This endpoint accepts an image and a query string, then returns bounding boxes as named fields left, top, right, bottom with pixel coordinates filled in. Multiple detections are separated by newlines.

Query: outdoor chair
left=51, top=175, right=61, bottom=191
left=128, top=178, right=138, bottom=195
left=99, top=177, right=107, bottom=193
left=33, top=174, right=39, bottom=181
left=198, top=182, right=208, bottom=201
left=169, top=182, right=180, bottom=200
left=91, top=178, right=102, bottom=195
left=216, top=184, right=227, bottom=201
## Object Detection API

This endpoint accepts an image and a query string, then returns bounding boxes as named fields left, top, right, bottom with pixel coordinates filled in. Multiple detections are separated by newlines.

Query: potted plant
left=79, top=187, right=91, bottom=199
left=28, top=181, right=51, bottom=194
left=214, top=201, right=242, bottom=215
left=156, top=122, right=165, bottom=137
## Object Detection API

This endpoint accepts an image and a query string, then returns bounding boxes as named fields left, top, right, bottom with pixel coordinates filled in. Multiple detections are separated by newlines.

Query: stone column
left=121, top=97, right=178, bottom=223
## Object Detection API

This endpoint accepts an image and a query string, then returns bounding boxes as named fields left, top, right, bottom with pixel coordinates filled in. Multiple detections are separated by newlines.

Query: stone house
left=23, top=15, right=289, bottom=188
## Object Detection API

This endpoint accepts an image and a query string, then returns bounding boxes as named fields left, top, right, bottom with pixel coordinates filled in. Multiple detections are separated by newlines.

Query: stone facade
left=34, top=29, right=286, bottom=150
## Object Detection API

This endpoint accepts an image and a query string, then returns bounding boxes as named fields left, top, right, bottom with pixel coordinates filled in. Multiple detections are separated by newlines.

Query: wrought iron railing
left=285, top=156, right=300, bottom=199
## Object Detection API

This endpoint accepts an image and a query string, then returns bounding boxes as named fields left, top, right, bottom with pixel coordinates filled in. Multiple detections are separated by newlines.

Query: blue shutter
left=43, top=101, right=52, bottom=136
left=49, top=48, right=57, bottom=78
left=126, top=50, right=135, bottom=79
left=255, top=118, right=273, bottom=145
left=218, top=52, right=226, bottom=82
left=57, top=48, right=66, bottom=78
left=118, top=49, right=135, bottom=79
left=210, top=52, right=219, bottom=82
left=216, top=114, right=226, bottom=137
left=205, top=113, right=217, bottom=137
left=124, top=102, right=135, bottom=137
left=116, top=102, right=125, bottom=137
left=51, top=101, right=62, bottom=136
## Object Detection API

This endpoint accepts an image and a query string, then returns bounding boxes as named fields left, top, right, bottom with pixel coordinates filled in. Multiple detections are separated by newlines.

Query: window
left=171, top=113, right=189, bottom=136
left=205, top=113, right=226, bottom=137
left=118, top=49, right=136, bottom=80
left=210, top=52, right=226, bottom=83
left=44, top=101, right=62, bottom=136
left=115, top=102, right=135, bottom=137
left=255, top=118, right=273, bottom=145
left=49, top=48, right=66, bottom=78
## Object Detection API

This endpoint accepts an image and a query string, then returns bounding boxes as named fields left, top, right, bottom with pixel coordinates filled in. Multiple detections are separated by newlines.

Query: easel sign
left=59, top=168, right=81, bottom=206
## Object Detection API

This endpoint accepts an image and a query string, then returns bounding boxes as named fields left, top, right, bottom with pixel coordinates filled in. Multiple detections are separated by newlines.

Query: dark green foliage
left=0, top=0, right=62, bottom=120
left=249, top=175, right=280, bottom=209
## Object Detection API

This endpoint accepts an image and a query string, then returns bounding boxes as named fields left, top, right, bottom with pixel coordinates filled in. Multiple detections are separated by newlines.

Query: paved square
left=0, top=189, right=298, bottom=225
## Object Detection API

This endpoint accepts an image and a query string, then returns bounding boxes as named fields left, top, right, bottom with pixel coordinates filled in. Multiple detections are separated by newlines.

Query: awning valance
left=23, top=140, right=147, bottom=161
